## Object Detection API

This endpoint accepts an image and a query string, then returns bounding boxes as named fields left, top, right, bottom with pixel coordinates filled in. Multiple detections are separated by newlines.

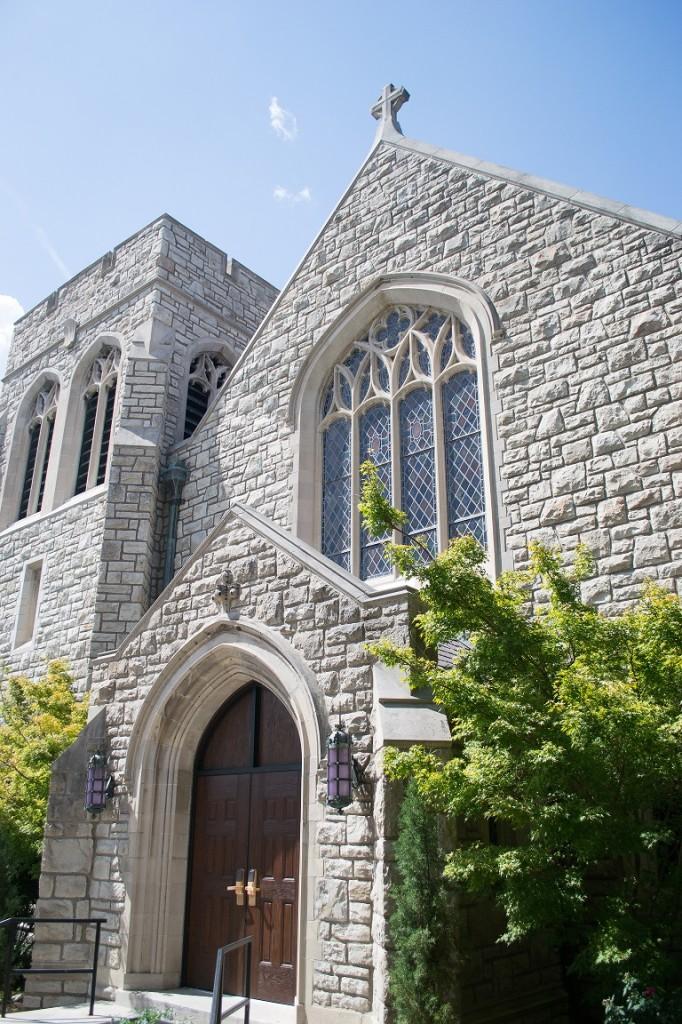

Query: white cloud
left=269, top=96, right=298, bottom=142
left=0, top=295, right=24, bottom=377
left=273, top=185, right=311, bottom=204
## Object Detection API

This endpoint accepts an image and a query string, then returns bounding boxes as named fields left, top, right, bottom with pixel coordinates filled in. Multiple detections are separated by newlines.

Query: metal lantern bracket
left=351, top=756, right=368, bottom=789
left=85, top=751, right=115, bottom=814
left=326, top=723, right=370, bottom=812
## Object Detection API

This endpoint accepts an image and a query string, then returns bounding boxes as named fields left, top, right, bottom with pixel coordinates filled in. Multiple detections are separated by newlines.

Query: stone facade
left=1, top=91, right=680, bottom=1023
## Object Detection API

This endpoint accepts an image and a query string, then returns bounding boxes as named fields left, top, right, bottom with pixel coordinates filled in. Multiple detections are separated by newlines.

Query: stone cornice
left=2, top=276, right=248, bottom=385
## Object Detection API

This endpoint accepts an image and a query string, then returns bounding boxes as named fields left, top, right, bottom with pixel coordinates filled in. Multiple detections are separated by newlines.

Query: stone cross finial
left=370, top=84, right=410, bottom=139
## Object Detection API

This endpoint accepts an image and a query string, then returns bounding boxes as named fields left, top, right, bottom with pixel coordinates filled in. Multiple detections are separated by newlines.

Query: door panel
left=184, top=684, right=301, bottom=1006
left=185, top=773, right=250, bottom=991
left=247, top=771, right=300, bottom=1003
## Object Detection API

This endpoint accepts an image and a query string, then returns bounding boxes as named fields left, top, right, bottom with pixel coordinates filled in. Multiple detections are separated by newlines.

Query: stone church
left=0, top=85, right=680, bottom=1024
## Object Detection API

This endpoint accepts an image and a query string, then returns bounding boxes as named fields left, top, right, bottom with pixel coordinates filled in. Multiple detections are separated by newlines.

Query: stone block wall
left=0, top=491, right=106, bottom=684
left=30, top=509, right=415, bottom=1021
left=0, top=215, right=276, bottom=683
left=168, top=140, right=681, bottom=619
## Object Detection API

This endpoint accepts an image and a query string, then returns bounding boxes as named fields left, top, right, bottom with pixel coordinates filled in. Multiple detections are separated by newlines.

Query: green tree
left=0, top=661, right=88, bottom=920
left=388, top=780, right=457, bottom=1024
left=360, top=462, right=682, bottom=1014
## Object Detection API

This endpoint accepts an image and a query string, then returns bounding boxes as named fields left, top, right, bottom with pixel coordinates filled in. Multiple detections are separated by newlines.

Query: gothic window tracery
left=75, top=346, right=120, bottom=494
left=18, top=381, right=59, bottom=520
left=319, top=305, right=486, bottom=579
left=183, top=352, right=232, bottom=438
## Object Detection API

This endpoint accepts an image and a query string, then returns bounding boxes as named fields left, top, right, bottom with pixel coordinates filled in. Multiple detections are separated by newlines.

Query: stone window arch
left=182, top=350, right=233, bottom=439
left=74, top=345, right=120, bottom=494
left=289, top=273, right=505, bottom=580
left=17, top=380, right=59, bottom=520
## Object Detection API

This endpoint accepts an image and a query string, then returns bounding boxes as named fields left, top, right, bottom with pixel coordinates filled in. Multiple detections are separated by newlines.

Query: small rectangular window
left=14, top=558, right=44, bottom=648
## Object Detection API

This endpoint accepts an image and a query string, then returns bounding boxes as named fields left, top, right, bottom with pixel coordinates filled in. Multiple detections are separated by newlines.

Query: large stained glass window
left=319, top=304, right=488, bottom=579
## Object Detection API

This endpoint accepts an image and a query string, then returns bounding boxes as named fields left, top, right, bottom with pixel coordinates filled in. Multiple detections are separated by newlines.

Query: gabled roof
left=171, top=105, right=681, bottom=450
left=387, top=132, right=682, bottom=239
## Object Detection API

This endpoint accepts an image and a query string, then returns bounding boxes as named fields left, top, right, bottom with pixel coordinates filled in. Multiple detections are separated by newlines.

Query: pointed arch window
left=75, top=346, right=120, bottom=495
left=319, top=305, right=487, bottom=579
left=183, top=352, right=232, bottom=438
left=18, top=381, right=59, bottom=520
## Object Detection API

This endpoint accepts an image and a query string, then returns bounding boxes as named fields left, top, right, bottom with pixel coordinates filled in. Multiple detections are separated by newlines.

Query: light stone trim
left=11, top=212, right=256, bottom=331
left=288, top=271, right=507, bottom=577
left=175, top=337, right=240, bottom=443
left=0, top=369, right=64, bottom=529
left=92, top=500, right=415, bottom=667
left=52, top=334, right=123, bottom=508
left=2, top=276, right=247, bottom=387
left=389, top=136, right=682, bottom=239
left=12, top=555, right=45, bottom=650
left=24, top=381, right=59, bottom=518
left=81, top=346, right=120, bottom=491
left=373, top=662, right=450, bottom=749
left=120, top=619, right=327, bottom=1024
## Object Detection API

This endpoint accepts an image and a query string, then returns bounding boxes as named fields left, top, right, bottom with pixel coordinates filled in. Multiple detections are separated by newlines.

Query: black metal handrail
left=0, top=917, right=105, bottom=1018
left=210, top=935, right=253, bottom=1024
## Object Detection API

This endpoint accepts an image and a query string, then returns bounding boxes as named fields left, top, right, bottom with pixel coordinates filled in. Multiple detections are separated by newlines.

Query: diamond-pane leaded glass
left=339, top=374, right=352, bottom=409
left=400, top=388, right=437, bottom=553
left=322, top=382, right=334, bottom=418
left=360, top=404, right=391, bottom=578
left=462, top=323, right=476, bottom=358
left=443, top=372, right=486, bottom=546
left=375, top=309, right=415, bottom=348
left=344, top=347, right=365, bottom=376
left=416, top=340, right=430, bottom=375
left=423, top=312, right=447, bottom=341
left=440, top=337, right=453, bottom=371
left=319, top=303, right=488, bottom=577
left=322, top=418, right=351, bottom=569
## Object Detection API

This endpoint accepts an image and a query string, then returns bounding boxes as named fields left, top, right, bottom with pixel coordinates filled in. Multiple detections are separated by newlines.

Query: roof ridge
left=389, top=136, right=682, bottom=239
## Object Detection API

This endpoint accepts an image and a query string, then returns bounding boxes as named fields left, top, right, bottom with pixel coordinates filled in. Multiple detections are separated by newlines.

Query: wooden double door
left=184, top=684, right=301, bottom=1005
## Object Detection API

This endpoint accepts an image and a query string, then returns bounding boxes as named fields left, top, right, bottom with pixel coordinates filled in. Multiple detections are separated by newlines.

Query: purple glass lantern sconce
left=327, top=724, right=366, bottom=811
left=85, top=752, right=115, bottom=813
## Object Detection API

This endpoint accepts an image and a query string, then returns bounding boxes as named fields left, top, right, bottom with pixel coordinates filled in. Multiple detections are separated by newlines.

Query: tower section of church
left=0, top=215, right=277, bottom=685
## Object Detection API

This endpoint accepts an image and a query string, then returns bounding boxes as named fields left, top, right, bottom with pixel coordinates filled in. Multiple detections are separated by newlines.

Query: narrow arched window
left=75, top=346, right=120, bottom=494
left=18, top=381, right=59, bottom=520
left=319, top=305, right=487, bottom=579
left=183, top=352, right=231, bottom=438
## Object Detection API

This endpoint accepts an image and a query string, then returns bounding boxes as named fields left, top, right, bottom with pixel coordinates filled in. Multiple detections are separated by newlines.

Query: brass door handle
left=227, top=868, right=246, bottom=906
left=245, top=869, right=260, bottom=907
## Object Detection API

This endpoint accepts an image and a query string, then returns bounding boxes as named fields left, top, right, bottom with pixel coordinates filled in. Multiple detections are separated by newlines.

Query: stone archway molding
left=120, top=616, right=327, bottom=1023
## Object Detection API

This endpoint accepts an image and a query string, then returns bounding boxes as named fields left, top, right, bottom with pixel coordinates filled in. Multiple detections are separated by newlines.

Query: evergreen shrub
left=388, top=779, right=457, bottom=1024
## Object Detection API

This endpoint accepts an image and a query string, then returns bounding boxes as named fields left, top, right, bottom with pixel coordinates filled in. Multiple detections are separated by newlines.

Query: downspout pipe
left=161, top=457, right=188, bottom=588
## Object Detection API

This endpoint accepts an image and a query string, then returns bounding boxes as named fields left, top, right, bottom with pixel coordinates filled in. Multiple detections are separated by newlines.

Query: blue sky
left=1, top=0, right=681, bottom=370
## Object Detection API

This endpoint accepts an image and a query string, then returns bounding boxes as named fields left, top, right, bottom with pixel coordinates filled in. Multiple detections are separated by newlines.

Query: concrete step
left=3, top=1001, right=136, bottom=1023
left=6, top=991, right=294, bottom=1024
left=113, top=989, right=295, bottom=1024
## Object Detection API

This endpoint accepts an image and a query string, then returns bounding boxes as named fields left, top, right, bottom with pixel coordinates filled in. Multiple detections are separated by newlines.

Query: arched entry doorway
left=184, top=682, right=302, bottom=1005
